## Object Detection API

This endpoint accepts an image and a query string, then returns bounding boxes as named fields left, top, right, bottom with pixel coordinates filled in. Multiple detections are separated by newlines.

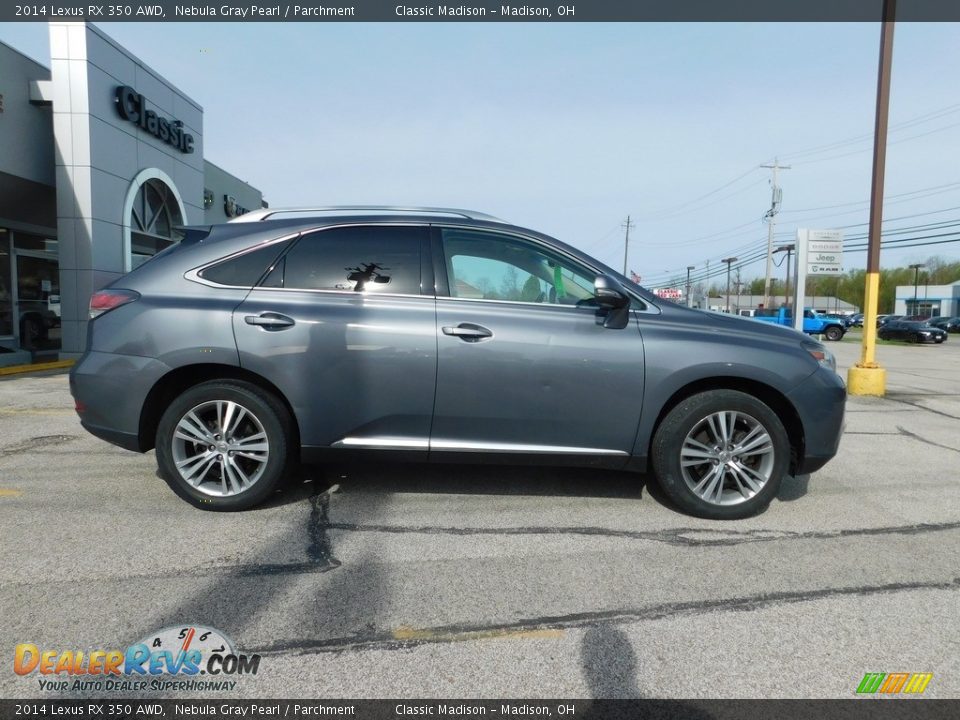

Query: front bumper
left=787, top=366, right=847, bottom=475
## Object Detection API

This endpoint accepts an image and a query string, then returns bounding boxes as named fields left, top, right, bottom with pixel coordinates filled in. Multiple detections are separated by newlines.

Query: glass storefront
left=0, top=228, right=60, bottom=354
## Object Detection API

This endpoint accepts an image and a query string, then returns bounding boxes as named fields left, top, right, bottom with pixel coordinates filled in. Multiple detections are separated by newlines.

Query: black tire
left=651, top=390, right=790, bottom=520
left=155, top=380, right=294, bottom=511
left=824, top=325, right=844, bottom=341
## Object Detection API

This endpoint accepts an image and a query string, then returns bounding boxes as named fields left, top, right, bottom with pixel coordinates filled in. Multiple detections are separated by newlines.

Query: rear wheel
left=155, top=380, right=294, bottom=510
left=651, top=390, right=790, bottom=520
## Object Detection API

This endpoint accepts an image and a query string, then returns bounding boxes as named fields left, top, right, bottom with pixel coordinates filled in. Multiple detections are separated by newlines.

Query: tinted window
left=275, top=226, right=424, bottom=295
left=441, top=228, right=596, bottom=305
left=199, top=239, right=292, bottom=286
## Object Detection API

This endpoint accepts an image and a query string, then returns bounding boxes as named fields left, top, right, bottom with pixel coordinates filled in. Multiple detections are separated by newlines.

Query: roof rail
left=228, top=205, right=506, bottom=224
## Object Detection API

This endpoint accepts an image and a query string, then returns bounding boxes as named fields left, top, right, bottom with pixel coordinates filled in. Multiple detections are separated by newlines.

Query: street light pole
left=775, top=244, right=795, bottom=309
left=909, top=263, right=923, bottom=315
left=685, top=265, right=695, bottom=308
left=722, top=257, right=737, bottom=313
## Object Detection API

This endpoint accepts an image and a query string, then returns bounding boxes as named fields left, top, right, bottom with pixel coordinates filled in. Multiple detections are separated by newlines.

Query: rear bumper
left=70, top=351, right=171, bottom=452
left=787, top=366, right=846, bottom=475
left=79, top=420, right=141, bottom=452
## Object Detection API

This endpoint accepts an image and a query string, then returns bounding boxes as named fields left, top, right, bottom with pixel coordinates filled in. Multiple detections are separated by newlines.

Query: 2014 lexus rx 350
left=70, top=207, right=845, bottom=519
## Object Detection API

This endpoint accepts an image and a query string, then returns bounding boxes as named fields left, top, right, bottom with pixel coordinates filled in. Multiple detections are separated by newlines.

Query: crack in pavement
left=4, top=519, right=959, bottom=589
left=0, top=434, right=77, bottom=456
left=248, top=576, right=960, bottom=656
left=316, top=518, right=960, bottom=547
left=886, top=396, right=960, bottom=420
left=896, top=425, right=960, bottom=455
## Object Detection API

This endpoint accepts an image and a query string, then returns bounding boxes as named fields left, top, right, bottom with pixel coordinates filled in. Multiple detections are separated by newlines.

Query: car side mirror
left=594, top=275, right=630, bottom=308
left=593, top=274, right=631, bottom=329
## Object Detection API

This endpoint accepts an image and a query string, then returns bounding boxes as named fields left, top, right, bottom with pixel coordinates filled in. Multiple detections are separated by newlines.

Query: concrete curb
left=0, top=359, right=75, bottom=377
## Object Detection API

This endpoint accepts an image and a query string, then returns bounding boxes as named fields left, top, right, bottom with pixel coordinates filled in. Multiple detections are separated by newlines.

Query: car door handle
left=442, top=323, right=493, bottom=341
left=244, top=312, right=295, bottom=329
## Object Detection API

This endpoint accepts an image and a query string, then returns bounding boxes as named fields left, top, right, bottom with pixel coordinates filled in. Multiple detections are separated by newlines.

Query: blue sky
left=2, top=21, right=958, bottom=288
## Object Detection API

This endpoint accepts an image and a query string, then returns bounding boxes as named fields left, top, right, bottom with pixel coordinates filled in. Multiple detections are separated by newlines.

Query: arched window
left=129, top=178, right=184, bottom=269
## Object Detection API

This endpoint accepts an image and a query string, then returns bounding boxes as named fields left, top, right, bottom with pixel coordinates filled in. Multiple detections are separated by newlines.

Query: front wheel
left=823, top=325, right=844, bottom=341
left=651, top=390, right=790, bottom=520
left=155, top=380, right=294, bottom=510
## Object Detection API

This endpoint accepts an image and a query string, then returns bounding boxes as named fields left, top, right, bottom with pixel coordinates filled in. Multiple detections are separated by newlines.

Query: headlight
left=802, top=340, right=836, bottom=373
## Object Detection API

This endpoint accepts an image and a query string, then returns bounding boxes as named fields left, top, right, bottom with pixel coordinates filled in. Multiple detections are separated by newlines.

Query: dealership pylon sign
left=793, top=229, right=844, bottom=331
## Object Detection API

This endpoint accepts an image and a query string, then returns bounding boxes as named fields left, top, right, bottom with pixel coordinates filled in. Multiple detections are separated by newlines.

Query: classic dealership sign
left=114, top=85, right=195, bottom=154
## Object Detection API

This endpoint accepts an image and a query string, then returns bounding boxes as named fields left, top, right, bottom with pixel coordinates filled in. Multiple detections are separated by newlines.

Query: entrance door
left=15, top=252, right=60, bottom=352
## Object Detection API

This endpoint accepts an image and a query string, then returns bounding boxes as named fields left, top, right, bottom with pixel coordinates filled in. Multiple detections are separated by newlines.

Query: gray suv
left=70, top=207, right=845, bottom=519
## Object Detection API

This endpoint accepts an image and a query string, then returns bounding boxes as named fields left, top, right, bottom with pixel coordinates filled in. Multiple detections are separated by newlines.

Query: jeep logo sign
left=114, top=86, right=195, bottom=154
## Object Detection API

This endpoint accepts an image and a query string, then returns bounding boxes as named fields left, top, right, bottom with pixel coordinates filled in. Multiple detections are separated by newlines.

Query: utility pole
left=761, top=159, right=790, bottom=308
left=722, top=257, right=737, bottom=313
left=849, top=0, right=895, bottom=396
left=621, top=215, right=635, bottom=276
left=685, top=265, right=695, bottom=308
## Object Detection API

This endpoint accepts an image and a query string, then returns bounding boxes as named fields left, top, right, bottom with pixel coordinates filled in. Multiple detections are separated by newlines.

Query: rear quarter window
left=198, top=239, right=293, bottom=287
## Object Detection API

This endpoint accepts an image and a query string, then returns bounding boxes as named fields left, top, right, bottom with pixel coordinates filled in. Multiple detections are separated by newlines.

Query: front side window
left=441, top=228, right=596, bottom=305
left=262, top=226, right=424, bottom=295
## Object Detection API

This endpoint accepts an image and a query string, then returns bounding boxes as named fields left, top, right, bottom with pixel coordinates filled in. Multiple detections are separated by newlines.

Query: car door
left=232, top=224, right=437, bottom=452
left=430, top=226, right=646, bottom=463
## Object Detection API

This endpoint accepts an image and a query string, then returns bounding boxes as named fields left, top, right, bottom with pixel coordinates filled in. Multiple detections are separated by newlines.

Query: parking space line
left=0, top=409, right=73, bottom=415
left=0, top=489, right=23, bottom=497
left=392, top=625, right=564, bottom=644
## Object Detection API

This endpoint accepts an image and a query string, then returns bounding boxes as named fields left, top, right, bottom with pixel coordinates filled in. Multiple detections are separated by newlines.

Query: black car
left=877, top=320, right=948, bottom=344
left=849, top=313, right=864, bottom=328
left=878, top=314, right=903, bottom=328
left=930, top=316, right=960, bottom=333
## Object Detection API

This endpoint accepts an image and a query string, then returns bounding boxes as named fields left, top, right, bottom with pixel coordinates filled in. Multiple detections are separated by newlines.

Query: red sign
left=654, top=288, right=682, bottom=299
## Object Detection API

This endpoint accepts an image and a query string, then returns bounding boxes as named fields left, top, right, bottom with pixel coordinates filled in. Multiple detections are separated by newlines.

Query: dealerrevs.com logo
left=14, top=626, right=261, bottom=693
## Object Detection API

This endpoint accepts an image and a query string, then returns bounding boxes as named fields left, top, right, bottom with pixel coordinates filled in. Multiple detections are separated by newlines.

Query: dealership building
left=894, top=280, right=960, bottom=318
left=0, top=22, right=265, bottom=366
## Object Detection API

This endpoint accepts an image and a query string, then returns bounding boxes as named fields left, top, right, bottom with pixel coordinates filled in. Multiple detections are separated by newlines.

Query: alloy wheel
left=170, top=400, right=270, bottom=497
left=679, top=410, right=775, bottom=506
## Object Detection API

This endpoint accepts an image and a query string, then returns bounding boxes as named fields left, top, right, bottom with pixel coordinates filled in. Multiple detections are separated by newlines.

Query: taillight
left=89, top=289, right=140, bottom=319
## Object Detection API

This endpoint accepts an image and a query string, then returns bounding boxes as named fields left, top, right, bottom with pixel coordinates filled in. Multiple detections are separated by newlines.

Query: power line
left=776, top=102, right=960, bottom=162
left=630, top=166, right=761, bottom=221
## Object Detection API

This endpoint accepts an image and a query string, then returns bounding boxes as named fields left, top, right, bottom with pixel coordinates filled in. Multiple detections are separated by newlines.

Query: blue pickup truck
left=752, top=307, right=847, bottom=341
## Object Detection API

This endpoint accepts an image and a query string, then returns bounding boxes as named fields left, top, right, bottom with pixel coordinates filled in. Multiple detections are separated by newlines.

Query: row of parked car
left=819, top=312, right=956, bottom=344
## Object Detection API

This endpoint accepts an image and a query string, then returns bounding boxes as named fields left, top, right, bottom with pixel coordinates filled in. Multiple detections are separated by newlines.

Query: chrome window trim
left=184, top=231, right=303, bottom=290
left=185, top=221, right=430, bottom=293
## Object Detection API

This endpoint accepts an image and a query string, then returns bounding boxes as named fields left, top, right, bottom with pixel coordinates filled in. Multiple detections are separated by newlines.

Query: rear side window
left=268, top=226, right=424, bottom=295
left=199, top=239, right=292, bottom=287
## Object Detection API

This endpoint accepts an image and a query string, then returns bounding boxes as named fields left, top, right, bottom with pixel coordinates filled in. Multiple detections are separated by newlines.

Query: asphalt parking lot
left=1, top=333, right=959, bottom=700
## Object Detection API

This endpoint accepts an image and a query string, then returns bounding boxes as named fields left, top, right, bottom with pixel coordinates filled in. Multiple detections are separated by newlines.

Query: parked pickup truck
left=751, top=307, right=847, bottom=341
